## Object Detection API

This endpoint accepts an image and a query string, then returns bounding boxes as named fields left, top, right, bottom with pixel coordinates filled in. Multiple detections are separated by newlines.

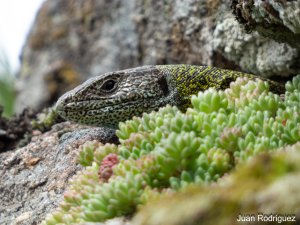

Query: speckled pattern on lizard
left=56, top=64, right=285, bottom=128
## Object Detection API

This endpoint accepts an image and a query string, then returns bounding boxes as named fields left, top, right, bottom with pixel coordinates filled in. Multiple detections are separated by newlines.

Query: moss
left=31, top=107, right=60, bottom=131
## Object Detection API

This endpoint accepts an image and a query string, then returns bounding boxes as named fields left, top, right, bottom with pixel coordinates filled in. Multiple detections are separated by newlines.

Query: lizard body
left=56, top=65, right=285, bottom=128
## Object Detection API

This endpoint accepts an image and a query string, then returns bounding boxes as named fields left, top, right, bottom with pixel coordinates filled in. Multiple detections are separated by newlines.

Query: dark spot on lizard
left=220, top=76, right=237, bottom=89
left=157, top=76, right=169, bottom=96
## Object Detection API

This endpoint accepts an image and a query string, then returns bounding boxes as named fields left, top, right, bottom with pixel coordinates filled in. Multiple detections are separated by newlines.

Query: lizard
left=55, top=64, right=285, bottom=128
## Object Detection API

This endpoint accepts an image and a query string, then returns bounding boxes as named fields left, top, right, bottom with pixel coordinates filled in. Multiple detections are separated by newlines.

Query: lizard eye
left=101, top=79, right=117, bottom=93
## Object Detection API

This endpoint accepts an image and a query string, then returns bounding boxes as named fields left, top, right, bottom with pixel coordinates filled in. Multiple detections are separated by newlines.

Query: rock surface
left=232, top=0, right=300, bottom=48
left=0, top=122, right=117, bottom=225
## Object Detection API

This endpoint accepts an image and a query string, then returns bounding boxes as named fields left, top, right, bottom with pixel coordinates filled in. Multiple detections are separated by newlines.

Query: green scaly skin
left=56, top=65, right=285, bottom=128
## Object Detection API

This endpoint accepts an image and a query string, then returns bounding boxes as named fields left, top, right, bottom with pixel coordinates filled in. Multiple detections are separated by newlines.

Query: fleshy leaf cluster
left=43, top=75, right=300, bottom=224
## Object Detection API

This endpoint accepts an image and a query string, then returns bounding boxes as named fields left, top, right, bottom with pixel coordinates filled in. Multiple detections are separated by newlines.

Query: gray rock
left=0, top=122, right=117, bottom=225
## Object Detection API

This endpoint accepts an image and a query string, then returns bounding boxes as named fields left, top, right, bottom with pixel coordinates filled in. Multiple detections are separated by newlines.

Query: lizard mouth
left=56, top=95, right=162, bottom=127
left=57, top=94, right=160, bottom=112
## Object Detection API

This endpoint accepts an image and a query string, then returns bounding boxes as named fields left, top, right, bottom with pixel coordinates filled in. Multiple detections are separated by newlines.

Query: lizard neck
left=159, top=64, right=285, bottom=101
left=159, top=64, right=234, bottom=110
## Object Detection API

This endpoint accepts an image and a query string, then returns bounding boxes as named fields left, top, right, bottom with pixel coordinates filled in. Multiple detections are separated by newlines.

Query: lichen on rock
left=42, top=75, right=300, bottom=224
left=213, top=16, right=299, bottom=77
left=231, top=0, right=300, bottom=48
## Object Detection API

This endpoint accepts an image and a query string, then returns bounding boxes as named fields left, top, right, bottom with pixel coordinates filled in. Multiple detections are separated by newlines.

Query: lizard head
left=55, top=66, right=173, bottom=128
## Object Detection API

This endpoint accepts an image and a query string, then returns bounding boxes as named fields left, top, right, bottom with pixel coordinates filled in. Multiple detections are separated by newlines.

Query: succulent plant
left=42, top=75, right=300, bottom=224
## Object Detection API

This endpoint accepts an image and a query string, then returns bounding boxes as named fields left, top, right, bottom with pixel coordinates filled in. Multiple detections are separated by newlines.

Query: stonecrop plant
left=43, top=75, right=300, bottom=224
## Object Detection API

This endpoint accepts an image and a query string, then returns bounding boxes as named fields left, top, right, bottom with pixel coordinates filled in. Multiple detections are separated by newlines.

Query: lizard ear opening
left=157, top=76, right=169, bottom=96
